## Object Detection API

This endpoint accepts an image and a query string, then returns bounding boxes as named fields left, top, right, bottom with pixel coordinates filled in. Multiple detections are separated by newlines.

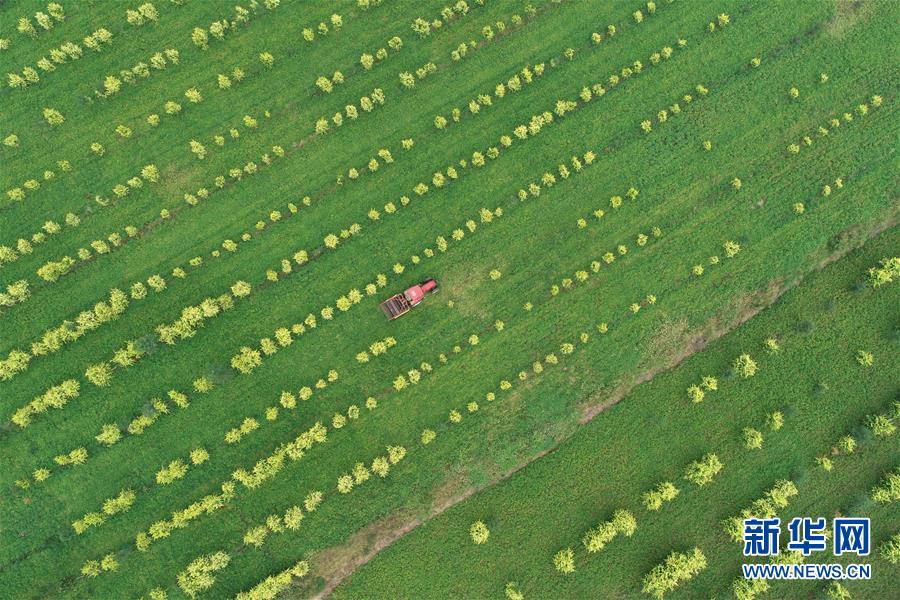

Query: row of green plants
left=189, top=111, right=269, bottom=160
left=6, top=281, right=246, bottom=429
left=36, top=221, right=143, bottom=283
left=435, top=8, right=687, bottom=135
left=189, top=1, right=284, bottom=51
left=1, top=134, right=410, bottom=383
left=409, top=0, right=491, bottom=40
left=2, top=162, right=156, bottom=287
left=74, top=142, right=636, bottom=589
left=224, top=368, right=341, bottom=445
left=3, top=155, right=75, bottom=207
left=9, top=3, right=66, bottom=43
left=640, top=81, right=708, bottom=133
left=337, top=143, right=412, bottom=186
left=691, top=240, right=742, bottom=278
left=7, top=26, right=110, bottom=91
left=447, top=2, right=546, bottom=63
left=0, top=206, right=81, bottom=271
left=786, top=94, right=884, bottom=156
left=94, top=47, right=181, bottom=99
left=0, top=279, right=29, bottom=311
left=0, top=288, right=129, bottom=383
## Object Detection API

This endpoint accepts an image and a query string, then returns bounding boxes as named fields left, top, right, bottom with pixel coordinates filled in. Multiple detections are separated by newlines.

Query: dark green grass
left=0, top=0, right=897, bottom=598
left=332, top=224, right=900, bottom=600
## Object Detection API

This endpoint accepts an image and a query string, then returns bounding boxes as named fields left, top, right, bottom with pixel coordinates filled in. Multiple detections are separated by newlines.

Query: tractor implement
left=380, top=278, right=438, bottom=320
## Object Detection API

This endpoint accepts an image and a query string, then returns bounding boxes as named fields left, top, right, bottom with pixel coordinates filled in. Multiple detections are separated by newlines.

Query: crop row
left=435, top=0, right=676, bottom=132
left=58, top=142, right=641, bottom=589
left=156, top=276, right=664, bottom=597
left=5, top=3, right=68, bottom=49
left=2, top=157, right=75, bottom=208
left=785, top=95, right=884, bottom=156
left=189, top=110, right=272, bottom=161
left=189, top=1, right=294, bottom=51
left=0, top=0, right=658, bottom=286
left=0, top=134, right=413, bottom=383
left=93, top=47, right=182, bottom=99
left=446, top=1, right=549, bottom=64
left=6, top=26, right=112, bottom=91
left=0, top=288, right=129, bottom=382
left=0, top=0, right=609, bottom=276
left=0, top=208, right=83, bottom=272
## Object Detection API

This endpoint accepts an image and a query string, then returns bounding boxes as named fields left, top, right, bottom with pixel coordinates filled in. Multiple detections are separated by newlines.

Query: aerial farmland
left=0, top=1, right=897, bottom=599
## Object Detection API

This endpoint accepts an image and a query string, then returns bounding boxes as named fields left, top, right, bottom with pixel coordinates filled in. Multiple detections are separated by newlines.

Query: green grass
left=0, top=0, right=897, bottom=598
left=332, top=221, right=900, bottom=600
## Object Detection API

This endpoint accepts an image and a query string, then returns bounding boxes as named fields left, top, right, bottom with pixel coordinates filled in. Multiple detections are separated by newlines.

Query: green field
left=333, top=225, right=900, bottom=600
left=0, top=0, right=897, bottom=598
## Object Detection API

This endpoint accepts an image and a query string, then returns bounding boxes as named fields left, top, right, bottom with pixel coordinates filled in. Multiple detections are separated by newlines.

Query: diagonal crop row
left=210, top=289, right=666, bottom=598
left=0, top=0, right=574, bottom=274
left=785, top=94, right=884, bottom=156
left=6, top=26, right=113, bottom=92
left=124, top=245, right=665, bottom=595
left=4, top=87, right=388, bottom=310
left=4, top=3, right=67, bottom=47
left=433, top=0, right=677, bottom=132
left=0, top=162, right=159, bottom=275
left=0, top=136, right=414, bottom=379
left=58, top=144, right=652, bottom=585
left=6, top=32, right=682, bottom=392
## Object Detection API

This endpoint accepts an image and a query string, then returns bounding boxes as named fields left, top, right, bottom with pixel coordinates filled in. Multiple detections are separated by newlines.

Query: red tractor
left=380, top=278, right=438, bottom=320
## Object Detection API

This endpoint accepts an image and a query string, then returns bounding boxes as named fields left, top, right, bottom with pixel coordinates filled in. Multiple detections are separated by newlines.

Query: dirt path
left=307, top=449, right=552, bottom=600
left=299, top=218, right=897, bottom=600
